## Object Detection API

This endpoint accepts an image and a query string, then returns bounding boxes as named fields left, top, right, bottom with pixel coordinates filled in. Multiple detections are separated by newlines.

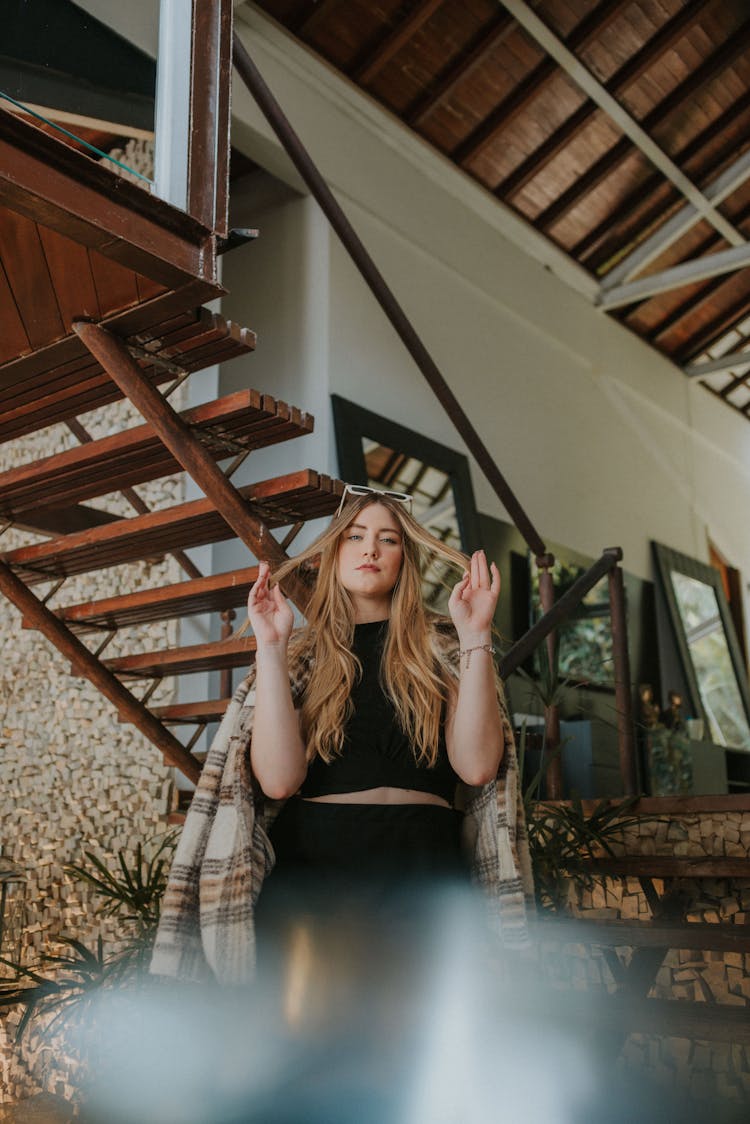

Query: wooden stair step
left=567, top=856, right=750, bottom=879
left=3, top=470, right=341, bottom=584
left=0, top=389, right=313, bottom=521
left=550, top=992, right=750, bottom=1045
left=104, top=636, right=256, bottom=679
left=534, top=916, right=750, bottom=953
left=50, top=567, right=259, bottom=631
left=149, top=698, right=232, bottom=724
left=0, top=307, right=256, bottom=442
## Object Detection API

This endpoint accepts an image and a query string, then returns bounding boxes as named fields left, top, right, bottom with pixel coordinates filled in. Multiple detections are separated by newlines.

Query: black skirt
left=255, top=798, right=469, bottom=964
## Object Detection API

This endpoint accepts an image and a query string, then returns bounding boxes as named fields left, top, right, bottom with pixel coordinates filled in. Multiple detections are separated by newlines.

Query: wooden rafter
left=405, top=10, right=516, bottom=128
left=494, top=0, right=711, bottom=202
left=453, top=0, right=623, bottom=168
left=352, top=0, right=444, bottom=86
left=530, top=15, right=750, bottom=234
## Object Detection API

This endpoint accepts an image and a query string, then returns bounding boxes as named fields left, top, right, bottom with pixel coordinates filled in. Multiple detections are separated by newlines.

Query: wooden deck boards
left=2, top=470, right=341, bottom=583
left=0, top=389, right=313, bottom=520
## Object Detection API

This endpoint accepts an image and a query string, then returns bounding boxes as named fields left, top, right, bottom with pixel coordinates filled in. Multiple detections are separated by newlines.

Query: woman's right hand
left=247, top=561, right=294, bottom=650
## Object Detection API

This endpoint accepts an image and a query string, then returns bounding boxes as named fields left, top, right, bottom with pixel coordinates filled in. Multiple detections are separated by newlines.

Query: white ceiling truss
left=499, top=0, right=750, bottom=340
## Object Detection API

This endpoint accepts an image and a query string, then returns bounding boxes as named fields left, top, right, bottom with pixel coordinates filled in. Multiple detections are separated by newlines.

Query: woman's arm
left=247, top=562, right=307, bottom=800
left=444, top=551, right=504, bottom=786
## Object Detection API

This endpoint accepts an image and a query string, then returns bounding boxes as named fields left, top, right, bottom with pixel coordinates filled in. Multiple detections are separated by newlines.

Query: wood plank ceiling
left=252, top=0, right=750, bottom=421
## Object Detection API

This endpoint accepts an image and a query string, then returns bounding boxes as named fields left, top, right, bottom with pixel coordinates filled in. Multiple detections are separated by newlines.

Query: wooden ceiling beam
left=527, top=11, right=750, bottom=237
left=0, top=109, right=217, bottom=289
left=672, top=290, right=750, bottom=365
left=454, top=0, right=623, bottom=167
left=495, top=0, right=710, bottom=201
left=295, top=0, right=342, bottom=37
left=405, top=11, right=516, bottom=128
left=353, top=0, right=445, bottom=86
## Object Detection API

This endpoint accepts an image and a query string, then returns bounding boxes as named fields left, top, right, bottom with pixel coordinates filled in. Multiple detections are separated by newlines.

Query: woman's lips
left=356, top=565, right=380, bottom=571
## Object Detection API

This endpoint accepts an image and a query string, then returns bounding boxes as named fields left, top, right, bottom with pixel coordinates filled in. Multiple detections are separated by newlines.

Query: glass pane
left=670, top=571, right=750, bottom=750
left=529, top=556, right=614, bottom=687
left=361, top=438, right=462, bottom=611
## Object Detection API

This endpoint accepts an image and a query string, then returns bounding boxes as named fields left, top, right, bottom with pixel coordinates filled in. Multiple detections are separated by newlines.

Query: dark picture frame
left=331, top=395, right=481, bottom=553
left=652, top=541, right=750, bottom=752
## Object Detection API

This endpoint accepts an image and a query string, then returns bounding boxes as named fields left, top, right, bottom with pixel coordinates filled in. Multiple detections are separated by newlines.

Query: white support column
left=684, top=350, right=750, bottom=379
left=153, top=0, right=192, bottom=210
left=598, top=242, right=750, bottom=310
left=602, top=147, right=750, bottom=291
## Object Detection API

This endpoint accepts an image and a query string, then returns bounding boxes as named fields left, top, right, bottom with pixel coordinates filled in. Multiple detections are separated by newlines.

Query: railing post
left=537, top=553, right=562, bottom=800
left=219, top=608, right=236, bottom=699
left=608, top=562, right=638, bottom=796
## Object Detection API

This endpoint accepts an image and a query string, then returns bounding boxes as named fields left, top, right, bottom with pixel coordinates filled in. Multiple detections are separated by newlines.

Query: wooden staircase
left=0, top=92, right=342, bottom=796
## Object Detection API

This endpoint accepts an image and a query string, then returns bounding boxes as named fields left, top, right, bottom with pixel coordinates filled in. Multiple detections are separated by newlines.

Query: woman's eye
left=380, top=536, right=398, bottom=545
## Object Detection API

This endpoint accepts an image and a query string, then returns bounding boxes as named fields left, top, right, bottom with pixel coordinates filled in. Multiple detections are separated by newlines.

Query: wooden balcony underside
left=0, top=306, right=253, bottom=443
left=0, top=108, right=219, bottom=293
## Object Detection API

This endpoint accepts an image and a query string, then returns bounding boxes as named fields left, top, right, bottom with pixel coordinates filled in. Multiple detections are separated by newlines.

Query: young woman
left=250, top=489, right=506, bottom=903
left=151, top=487, right=532, bottom=986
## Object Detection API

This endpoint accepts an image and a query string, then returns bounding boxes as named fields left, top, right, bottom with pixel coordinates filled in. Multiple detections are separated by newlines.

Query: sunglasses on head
left=334, top=483, right=413, bottom=519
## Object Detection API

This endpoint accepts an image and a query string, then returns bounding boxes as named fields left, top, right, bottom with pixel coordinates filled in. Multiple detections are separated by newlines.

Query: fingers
left=468, top=550, right=493, bottom=589
left=248, top=561, right=272, bottom=609
left=448, top=570, right=470, bottom=610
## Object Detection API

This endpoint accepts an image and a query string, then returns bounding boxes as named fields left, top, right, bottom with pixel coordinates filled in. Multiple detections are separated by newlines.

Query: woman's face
left=336, top=502, right=404, bottom=615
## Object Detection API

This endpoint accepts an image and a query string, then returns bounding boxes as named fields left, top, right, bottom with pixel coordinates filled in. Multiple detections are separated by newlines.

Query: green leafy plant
left=0, top=830, right=178, bottom=1042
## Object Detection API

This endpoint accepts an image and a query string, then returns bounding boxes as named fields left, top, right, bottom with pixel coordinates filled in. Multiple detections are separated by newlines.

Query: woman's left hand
left=448, top=550, right=500, bottom=641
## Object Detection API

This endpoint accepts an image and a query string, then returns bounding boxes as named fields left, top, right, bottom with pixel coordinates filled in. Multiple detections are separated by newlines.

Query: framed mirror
left=652, top=542, right=750, bottom=752
left=331, top=395, right=481, bottom=610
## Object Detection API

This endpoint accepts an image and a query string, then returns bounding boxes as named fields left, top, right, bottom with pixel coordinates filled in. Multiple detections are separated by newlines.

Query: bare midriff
left=301, top=786, right=451, bottom=809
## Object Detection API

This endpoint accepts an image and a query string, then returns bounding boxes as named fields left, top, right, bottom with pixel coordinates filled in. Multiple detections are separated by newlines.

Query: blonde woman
left=151, top=486, right=531, bottom=986
left=250, top=487, right=521, bottom=930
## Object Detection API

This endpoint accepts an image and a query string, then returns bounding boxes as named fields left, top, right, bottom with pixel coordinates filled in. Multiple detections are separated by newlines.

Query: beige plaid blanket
left=150, top=628, right=534, bottom=984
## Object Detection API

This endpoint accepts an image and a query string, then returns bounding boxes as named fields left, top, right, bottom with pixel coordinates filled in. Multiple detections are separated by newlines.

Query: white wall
left=228, top=4, right=750, bottom=602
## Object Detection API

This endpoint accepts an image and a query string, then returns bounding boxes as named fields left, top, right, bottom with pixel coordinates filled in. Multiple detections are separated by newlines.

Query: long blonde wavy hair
left=271, top=493, right=470, bottom=767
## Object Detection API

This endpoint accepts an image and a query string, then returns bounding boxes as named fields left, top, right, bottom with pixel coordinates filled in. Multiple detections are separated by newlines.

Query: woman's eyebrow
left=348, top=523, right=402, bottom=535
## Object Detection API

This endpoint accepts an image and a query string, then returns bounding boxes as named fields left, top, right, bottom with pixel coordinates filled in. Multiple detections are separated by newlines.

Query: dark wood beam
left=188, top=0, right=232, bottom=235
left=72, top=320, right=312, bottom=611
left=0, top=109, right=217, bottom=289
left=12, top=505, right=121, bottom=538
left=353, top=0, right=444, bottom=85
left=0, top=559, right=201, bottom=783
left=671, top=289, right=750, bottom=365
left=454, top=0, right=623, bottom=167
left=296, top=0, right=342, bottom=37
left=405, top=11, right=516, bottom=128
left=495, top=0, right=711, bottom=201
left=532, top=17, right=750, bottom=233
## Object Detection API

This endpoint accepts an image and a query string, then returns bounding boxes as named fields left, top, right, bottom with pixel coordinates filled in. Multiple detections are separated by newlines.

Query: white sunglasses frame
left=334, top=483, right=413, bottom=519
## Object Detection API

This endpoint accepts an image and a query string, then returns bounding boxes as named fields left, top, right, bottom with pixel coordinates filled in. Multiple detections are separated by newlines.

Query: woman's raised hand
left=448, top=550, right=500, bottom=642
left=247, top=561, right=294, bottom=650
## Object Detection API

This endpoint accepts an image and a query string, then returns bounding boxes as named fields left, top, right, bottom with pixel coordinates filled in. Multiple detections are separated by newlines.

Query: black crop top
left=300, top=619, right=460, bottom=804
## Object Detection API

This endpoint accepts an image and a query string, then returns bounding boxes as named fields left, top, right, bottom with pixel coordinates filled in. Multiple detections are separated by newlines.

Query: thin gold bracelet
left=459, top=643, right=496, bottom=669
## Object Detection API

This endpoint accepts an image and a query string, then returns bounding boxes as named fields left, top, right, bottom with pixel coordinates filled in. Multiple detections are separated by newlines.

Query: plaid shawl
left=150, top=628, right=534, bottom=985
